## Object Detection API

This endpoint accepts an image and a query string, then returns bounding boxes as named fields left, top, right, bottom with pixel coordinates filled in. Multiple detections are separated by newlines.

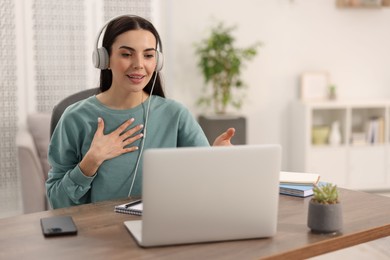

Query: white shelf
left=291, top=99, right=390, bottom=191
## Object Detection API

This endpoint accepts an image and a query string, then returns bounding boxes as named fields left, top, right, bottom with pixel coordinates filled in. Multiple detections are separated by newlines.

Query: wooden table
left=0, top=189, right=389, bottom=260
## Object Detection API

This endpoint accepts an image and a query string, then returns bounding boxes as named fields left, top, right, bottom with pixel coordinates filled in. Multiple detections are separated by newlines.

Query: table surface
left=1, top=188, right=390, bottom=260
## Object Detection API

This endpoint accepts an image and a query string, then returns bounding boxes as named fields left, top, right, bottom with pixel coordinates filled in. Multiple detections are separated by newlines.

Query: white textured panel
left=103, top=0, right=151, bottom=20
left=33, top=0, right=87, bottom=112
left=0, top=0, right=21, bottom=217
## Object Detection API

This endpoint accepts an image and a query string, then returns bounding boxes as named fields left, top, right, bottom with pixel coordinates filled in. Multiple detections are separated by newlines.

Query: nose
left=133, top=54, right=143, bottom=70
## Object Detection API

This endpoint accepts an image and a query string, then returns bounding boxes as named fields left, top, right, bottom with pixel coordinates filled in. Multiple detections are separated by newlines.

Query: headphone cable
left=128, top=71, right=158, bottom=197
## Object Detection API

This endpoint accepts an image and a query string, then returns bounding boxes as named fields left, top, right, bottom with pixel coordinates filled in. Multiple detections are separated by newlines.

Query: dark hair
left=99, top=15, right=165, bottom=98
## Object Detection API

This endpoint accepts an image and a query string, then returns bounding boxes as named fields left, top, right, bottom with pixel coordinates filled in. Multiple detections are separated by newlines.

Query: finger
left=122, top=124, right=144, bottom=141
left=123, top=133, right=144, bottom=146
left=212, top=128, right=236, bottom=146
left=122, top=146, right=139, bottom=153
left=225, top=128, right=236, bottom=140
left=94, top=117, right=104, bottom=137
left=218, top=128, right=235, bottom=141
left=115, top=118, right=135, bottom=135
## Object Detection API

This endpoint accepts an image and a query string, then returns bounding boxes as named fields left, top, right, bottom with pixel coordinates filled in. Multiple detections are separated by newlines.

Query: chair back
left=50, top=88, right=100, bottom=137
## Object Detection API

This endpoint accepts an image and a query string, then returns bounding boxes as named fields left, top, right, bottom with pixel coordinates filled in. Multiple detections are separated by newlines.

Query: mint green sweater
left=46, top=96, right=209, bottom=209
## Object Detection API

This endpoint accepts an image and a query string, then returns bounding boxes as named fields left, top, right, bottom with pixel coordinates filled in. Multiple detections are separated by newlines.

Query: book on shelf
left=114, top=199, right=143, bottom=216
left=366, top=116, right=385, bottom=144
left=279, top=171, right=320, bottom=185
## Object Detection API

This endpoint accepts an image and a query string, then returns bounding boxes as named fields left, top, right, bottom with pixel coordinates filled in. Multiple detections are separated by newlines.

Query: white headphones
left=92, top=14, right=164, bottom=72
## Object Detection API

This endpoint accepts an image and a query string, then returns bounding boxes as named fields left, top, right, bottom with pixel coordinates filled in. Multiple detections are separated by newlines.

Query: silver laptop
left=124, top=144, right=281, bottom=247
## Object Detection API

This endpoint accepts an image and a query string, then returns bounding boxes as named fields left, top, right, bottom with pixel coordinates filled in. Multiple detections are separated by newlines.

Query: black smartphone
left=40, top=215, right=78, bottom=237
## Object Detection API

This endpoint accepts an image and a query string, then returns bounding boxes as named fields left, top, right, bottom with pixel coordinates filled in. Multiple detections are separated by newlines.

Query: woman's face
left=109, top=29, right=157, bottom=93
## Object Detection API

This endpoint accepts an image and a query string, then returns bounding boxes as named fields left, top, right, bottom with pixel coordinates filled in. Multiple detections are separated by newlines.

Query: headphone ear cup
left=92, top=47, right=109, bottom=70
left=155, top=50, right=164, bottom=72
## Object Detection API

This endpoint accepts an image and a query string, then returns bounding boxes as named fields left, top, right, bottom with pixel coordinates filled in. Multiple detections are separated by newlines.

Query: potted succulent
left=307, top=183, right=343, bottom=234
left=194, top=21, right=260, bottom=144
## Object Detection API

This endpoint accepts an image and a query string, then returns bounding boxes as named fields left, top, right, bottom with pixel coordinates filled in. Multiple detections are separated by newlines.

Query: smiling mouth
left=127, top=75, right=145, bottom=79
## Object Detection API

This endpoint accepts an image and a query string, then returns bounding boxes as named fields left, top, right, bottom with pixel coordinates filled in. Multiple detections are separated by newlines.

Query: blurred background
left=1, top=0, right=390, bottom=218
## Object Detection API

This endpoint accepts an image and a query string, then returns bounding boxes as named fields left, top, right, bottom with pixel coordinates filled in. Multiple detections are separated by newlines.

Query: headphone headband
left=92, top=14, right=163, bottom=71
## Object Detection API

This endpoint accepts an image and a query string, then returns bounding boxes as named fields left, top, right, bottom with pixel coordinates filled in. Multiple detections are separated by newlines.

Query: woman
left=46, top=15, right=235, bottom=209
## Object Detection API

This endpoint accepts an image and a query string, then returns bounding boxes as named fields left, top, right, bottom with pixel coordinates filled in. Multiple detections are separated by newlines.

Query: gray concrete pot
left=307, top=199, right=343, bottom=233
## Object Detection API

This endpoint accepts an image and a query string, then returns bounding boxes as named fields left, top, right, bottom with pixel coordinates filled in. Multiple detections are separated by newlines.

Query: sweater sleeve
left=46, top=109, right=96, bottom=209
left=177, top=105, right=210, bottom=147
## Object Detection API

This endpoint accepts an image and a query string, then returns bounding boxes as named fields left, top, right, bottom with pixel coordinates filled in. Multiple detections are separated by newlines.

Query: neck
left=97, top=89, right=149, bottom=110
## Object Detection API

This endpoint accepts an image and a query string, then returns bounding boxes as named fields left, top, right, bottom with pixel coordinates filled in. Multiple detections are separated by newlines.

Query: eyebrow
left=119, top=46, right=156, bottom=52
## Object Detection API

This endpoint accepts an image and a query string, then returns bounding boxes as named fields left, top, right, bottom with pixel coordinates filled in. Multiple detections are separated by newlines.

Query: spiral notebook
left=115, top=200, right=143, bottom=216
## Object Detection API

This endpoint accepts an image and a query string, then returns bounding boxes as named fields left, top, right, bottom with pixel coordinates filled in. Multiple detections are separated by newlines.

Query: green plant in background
left=194, top=22, right=261, bottom=114
left=312, top=183, right=339, bottom=204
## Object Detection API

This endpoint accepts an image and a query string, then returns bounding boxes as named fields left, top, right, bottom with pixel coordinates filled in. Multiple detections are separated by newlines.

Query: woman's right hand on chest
left=79, top=117, right=144, bottom=177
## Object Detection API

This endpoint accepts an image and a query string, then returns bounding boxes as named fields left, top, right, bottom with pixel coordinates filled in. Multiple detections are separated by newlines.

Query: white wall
left=158, top=0, right=390, bottom=169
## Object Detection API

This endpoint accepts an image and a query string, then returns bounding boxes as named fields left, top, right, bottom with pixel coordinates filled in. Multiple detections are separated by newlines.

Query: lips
left=127, top=74, right=145, bottom=83
left=127, top=74, right=145, bottom=79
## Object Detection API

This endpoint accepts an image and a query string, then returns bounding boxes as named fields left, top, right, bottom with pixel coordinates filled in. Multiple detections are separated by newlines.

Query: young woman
left=46, top=15, right=235, bottom=209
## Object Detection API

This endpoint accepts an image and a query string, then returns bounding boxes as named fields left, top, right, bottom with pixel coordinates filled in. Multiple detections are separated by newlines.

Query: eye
left=144, top=52, right=155, bottom=59
left=121, top=53, right=131, bottom=57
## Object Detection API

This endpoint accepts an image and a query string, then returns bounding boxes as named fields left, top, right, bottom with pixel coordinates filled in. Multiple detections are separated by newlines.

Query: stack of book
left=279, top=171, right=321, bottom=198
